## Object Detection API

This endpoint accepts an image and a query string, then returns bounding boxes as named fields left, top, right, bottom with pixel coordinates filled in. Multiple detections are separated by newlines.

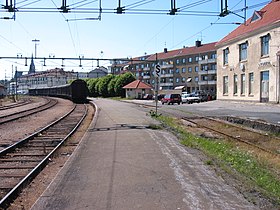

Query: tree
left=114, top=72, right=135, bottom=97
left=96, top=74, right=115, bottom=97
left=87, top=78, right=99, bottom=97
left=107, top=75, right=118, bottom=97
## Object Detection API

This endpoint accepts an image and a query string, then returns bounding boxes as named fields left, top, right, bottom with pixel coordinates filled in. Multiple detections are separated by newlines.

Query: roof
left=123, top=80, right=153, bottom=89
left=216, top=0, right=280, bottom=46
left=147, top=42, right=217, bottom=61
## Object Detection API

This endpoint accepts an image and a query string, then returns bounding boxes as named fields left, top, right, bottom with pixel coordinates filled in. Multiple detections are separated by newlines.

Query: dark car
left=153, top=94, right=165, bottom=101
left=161, top=94, right=182, bottom=105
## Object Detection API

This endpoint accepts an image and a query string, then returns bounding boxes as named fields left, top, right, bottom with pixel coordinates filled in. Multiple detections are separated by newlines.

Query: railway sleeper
left=0, top=158, right=42, bottom=162
left=0, top=164, right=37, bottom=169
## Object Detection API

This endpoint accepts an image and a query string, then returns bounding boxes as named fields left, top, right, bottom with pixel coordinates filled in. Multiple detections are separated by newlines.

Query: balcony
left=160, top=82, right=173, bottom=86
left=198, top=80, right=217, bottom=85
left=198, top=58, right=216, bottom=64
left=160, top=74, right=173, bottom=78
left=198, top=69, right=217, bottom=75
left=161, top=64, right=174, bottom=69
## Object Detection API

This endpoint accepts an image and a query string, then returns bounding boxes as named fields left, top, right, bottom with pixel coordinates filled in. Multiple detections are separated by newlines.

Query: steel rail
left=0, top=104, right=88, bottom=209
left=0, top=98, right=32, bottom=111
left=182, top=116, right=279, bottom=156
left=0, top=98, right=57, bottom=125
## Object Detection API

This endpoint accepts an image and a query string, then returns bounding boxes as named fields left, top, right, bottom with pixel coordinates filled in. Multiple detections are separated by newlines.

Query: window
left=176, top=78, right=180, bottom=83
left=211, top=53, right=217, bottom=59
left=175, top=68, right=180, bottom=73
left=223, top=76, right=228, bottom=94
left=188, top=67, right=192, bottom=72
left=182, top=68, right=186, bottom=73
left=211, top=64, right=217, bottom=70
left=182, top=58, right=186, bottom=63
left=195, top=76, right=199, bottom=82
left=249, top=73, right=254, bottom=95
left=188, top=57, right=192, bottom=63
left=195, top=56, right=199, bottom=62
left=234, top=75, right=238, bottom=94
left=195, top=66, right=199, bottom=72
left=176, top=59, right=180, bottom=64
left=182, top=77, right=186, bottom=82
left=241, top=74, right=245, bottom=95
left=223, top=48, right=229, bottom=65
left=239, top=42, right=248, bottom=61
left=201, top=65, right=208, bottom=71
left=261, top=35, right=269, bottom=56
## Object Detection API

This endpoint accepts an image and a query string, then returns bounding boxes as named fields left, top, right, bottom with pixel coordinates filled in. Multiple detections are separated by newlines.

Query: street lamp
left=32, top=39, right=40, bottom=58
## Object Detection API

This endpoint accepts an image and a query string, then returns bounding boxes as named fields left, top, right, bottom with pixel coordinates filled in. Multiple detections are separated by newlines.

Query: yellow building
left=216, top=0, right=280, bottom=103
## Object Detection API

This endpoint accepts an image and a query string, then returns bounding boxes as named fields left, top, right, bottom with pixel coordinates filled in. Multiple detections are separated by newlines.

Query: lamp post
left=32, top=39, right=40, bottom=58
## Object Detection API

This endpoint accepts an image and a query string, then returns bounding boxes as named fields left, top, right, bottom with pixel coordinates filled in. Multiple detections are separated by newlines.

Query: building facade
left=110, top=41, right=217, bottom=95
left=216, top=0, right=280, bottom=103
left=16, top=68, right=78, bottom=94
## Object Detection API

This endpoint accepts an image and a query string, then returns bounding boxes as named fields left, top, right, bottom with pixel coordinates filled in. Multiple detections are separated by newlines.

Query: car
left=192, top=91, right=208, bottom=102
left=161, top=94, right=182, bottom=105
left=153, top=94, right=165, bottom=101
left=182, top=93, right=201, bottom=104
left=143, top=94, right=153, bottom=100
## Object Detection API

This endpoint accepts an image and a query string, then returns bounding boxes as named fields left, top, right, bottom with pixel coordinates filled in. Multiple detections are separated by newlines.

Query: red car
left=161, top=94, right=182, bottom=105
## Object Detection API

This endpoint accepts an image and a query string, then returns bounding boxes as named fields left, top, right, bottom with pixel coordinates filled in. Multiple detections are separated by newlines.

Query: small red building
left=123, top=80, right=153, bottom=99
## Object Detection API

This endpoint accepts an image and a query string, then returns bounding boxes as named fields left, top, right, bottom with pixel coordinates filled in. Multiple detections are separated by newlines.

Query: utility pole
left=32, top=39, right=40, bottom=58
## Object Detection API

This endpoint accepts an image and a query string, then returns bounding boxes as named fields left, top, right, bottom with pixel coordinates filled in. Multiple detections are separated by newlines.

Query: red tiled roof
left=147, top=42, right=217, bottom=61
left=123, top=80, right=152, bottom=89
left=216, top=0, right=280, bottom=46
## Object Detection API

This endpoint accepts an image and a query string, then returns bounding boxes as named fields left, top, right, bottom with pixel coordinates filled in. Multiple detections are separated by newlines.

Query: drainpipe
left=278, top=52, right=280, bottom=103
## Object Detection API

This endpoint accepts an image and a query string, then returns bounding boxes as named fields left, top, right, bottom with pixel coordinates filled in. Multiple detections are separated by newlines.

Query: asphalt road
left=31, top=98, right=260, bottom=210
left=135, top=100, right=280, bottom=125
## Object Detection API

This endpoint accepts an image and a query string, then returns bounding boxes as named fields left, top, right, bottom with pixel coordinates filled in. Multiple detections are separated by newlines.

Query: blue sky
left=0, top=0, right=268, bottom=80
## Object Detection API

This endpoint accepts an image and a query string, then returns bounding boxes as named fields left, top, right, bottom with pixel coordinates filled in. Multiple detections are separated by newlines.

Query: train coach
left=28, top=79, right=88, bottom=103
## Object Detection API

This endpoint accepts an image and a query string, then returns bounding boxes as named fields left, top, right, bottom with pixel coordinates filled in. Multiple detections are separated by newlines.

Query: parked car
left=143, top=94, right=153, bottom=100
left=192, top=91, right=208, bottom=102
left=182, top=93, right=201, bottom=104
left=161, top=94, right=182, bottom=105
left=153, top=94, right=165, bottom=101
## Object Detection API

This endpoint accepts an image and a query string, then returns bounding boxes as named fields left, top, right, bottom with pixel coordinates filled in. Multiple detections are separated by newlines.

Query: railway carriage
left=29, top=79, right=88, bottom=103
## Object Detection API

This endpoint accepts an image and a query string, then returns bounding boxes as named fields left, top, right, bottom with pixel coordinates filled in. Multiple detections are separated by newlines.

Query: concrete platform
left=31, top=98, right=259, bottom=210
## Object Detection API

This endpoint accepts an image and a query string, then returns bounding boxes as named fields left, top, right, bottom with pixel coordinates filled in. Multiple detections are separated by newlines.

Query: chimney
left=164, top=48, right=168, bottom=53
left=195, top=40, right=202, bottom=47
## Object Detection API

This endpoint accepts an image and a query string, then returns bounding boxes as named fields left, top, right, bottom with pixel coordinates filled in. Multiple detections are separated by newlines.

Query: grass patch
left=156, top=115, right=280, bottom=205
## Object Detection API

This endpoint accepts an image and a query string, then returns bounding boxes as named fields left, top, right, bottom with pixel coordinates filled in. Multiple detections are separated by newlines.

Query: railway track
left=0, top=98, right=32, bottom=111
left=182, top=116, right=280, bottom=156
left=0, top=98, right=57, bottom=125
left=0, top=103, right=87, bottom=209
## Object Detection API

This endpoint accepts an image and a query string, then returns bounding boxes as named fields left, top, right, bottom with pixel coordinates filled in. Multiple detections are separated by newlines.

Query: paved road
left=133, top=100, right=280, bottom=125
left=31, top=98, right=259, bottom=210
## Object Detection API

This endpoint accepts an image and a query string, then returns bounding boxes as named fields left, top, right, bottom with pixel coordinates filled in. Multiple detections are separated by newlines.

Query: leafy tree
left=114, top=72, right=135, bottom=97
left=107, top=75, right=118, bottom=97
left=87, top=78, right=99, bottom=97
left=96, top=74, right=115, bottom=97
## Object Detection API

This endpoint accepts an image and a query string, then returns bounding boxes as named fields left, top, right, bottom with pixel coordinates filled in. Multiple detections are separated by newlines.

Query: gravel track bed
left=7, top=102, right=94, bottom=210
left=0, top=97, right=74, bottom=150
left=0, top=97, right=47, bottom=117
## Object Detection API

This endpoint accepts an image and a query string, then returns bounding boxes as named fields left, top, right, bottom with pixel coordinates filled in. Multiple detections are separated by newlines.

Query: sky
left=0, top=0, right=268, bottom=80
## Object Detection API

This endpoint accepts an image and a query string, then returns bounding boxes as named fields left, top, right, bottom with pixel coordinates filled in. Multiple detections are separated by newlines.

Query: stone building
left=216, top=0, right=280, bottom=103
